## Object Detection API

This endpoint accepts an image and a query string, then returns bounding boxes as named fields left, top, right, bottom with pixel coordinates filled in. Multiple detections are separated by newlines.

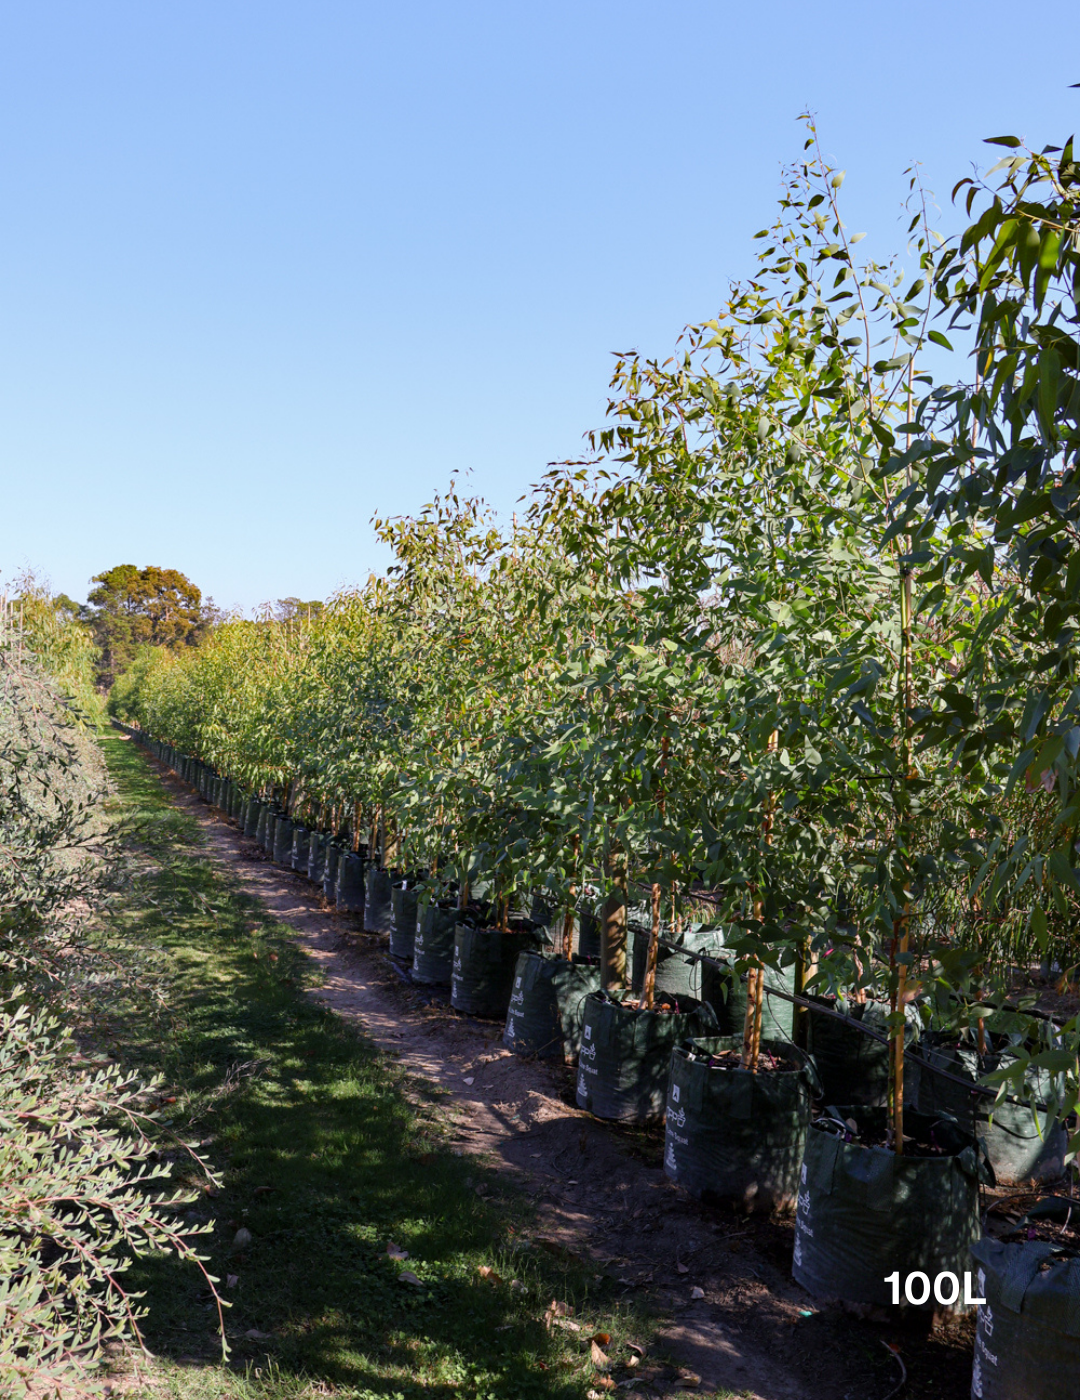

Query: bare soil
left=147, top=758, right=978, bottom=1400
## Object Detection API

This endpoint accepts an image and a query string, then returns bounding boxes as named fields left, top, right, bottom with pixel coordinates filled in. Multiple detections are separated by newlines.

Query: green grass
left=97, top=734, right=670, bottom=1400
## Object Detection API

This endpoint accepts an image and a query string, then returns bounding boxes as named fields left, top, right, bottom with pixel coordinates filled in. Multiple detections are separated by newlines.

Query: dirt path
left=145, top=756, right=972, bottom=1400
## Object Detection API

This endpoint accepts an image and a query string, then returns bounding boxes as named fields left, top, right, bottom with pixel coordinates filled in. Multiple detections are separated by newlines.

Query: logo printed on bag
left=584, top=1025, right=592, bottom=1040
left=671, top=1084, right=680, bottom=1103
left=668, top=1106, right=685, bottom=1129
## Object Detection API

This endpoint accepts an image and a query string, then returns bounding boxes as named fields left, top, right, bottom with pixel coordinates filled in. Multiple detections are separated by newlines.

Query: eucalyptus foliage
left=1, top=627, right=222, bottom=1397
left=113, top=121, right=1080, bottom=1154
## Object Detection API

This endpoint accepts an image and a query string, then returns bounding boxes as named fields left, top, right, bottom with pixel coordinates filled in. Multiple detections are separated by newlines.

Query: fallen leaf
left=226, top=1274, right=239, bottom=1289
left=589, top=1332, right=612, bottom=1347
left=547, top=1299, right=574, bottom=1317
left=398, top=1271, right=423, bottom=1287
left=625, top=1355, right=639, bottom=1368
left=243, top=1329, right=272, bottom=1340
left=675, top=1371, right=701, bottom=1390
left=590, top=1339, right=610, bottom=1370
left=510, top=1279, right=526, bottom=1293
left=477, top=1265, right=503, bottom=1285
left=676, top=1260, right=690, bottom=1274
left=233, top=1227, right=252, bottom=1249
left=463, top=1076, right=475, bottom=1085
left=625, top=1342, right=644, bottom=1357
left=386, top=1243, right=409, bottom=1261
left=690, top=1286, right=705, bottom=1300
left=253, top=1186, right=276, bottom=1196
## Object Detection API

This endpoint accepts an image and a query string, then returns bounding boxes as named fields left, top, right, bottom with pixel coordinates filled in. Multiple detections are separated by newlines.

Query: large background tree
left=86, top=565, right=206, bottom=686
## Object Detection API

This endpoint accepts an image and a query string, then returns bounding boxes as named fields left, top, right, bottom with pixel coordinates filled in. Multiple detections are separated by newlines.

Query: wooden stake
left=642, top=882, right=662, bottom=1011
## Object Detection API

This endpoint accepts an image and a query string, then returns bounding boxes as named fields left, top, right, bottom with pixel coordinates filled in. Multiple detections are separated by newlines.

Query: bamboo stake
left=562, top=834, right=580, bottom=960
left=642, top=882, right=662, bottom=1010
left=742, top=729, right=778, bottom=1072
left=601, top=846, right=628, bottom=992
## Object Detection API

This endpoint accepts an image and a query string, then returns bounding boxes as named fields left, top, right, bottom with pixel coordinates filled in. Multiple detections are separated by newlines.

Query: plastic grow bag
left=412, top=901, right=458, bottom=984
left=633, top=928, right=728, bottom=1000
left=272, top=817, right=294, bottom=866
left=702, top=960, right=793, bottom=1041
left=255, top=805, right=271, bottom=848
left=913, top=1035, right=1067, bottom=1186
left=307, top=831, right=327, bottom=885
left=968, top=1238, right=1080, bottom=1399
left=365, top=865, right=394, bottom=934
left=576, top=992, right=719, bottom=1123
left=390, top=883, right=419, bottom=961
left=807, top=997, right=921, bottom=1107
left=792, top=1107, right=983, bottom=1310
left=335, top=851, right=366, bottom=913
left=503, top=951, right=601, bottom=1060
left=244, top=799, right=263, bottom=840
left=322, top=842, right=343, bottom=901
left=451, top=922, right=541, bottom=1018
left=290, top=826, right=310, bottom=874
left=664, top=1036, right=819, bottom=1208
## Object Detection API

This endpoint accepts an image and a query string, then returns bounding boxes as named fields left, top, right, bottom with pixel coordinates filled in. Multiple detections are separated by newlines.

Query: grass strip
left=97, top=733, right=666, bottom=1400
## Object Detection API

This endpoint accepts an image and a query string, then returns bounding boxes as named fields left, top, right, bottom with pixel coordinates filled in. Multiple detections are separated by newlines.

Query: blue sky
left=2, top=1, right=1077, bottom=613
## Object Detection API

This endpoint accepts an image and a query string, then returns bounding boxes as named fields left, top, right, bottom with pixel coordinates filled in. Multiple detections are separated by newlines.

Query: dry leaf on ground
left=398, top=1270, right=423, bottom=1287
left=386, top=1242, right=409, bottom=1260
left=243, top=1329, right=272, bottom=1340
left=590, top=1339, right=610, bottom=1369
left=690, top=1286, right=705, bottom=1299
left=477, top=1265, right=503, bottom=1285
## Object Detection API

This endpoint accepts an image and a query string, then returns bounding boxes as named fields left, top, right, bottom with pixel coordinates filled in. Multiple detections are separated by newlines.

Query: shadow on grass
left=101, top=736, right=629, bottom=1400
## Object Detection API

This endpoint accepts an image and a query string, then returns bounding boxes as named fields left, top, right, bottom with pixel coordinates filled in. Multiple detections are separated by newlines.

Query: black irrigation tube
left=657, top=937, right=1066, bottom=1110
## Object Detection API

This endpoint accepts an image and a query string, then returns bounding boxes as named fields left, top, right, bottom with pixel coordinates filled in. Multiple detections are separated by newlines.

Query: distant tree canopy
left=274, top=597, right=324, bottom=623
left=86, top=565, right=206, bottom=687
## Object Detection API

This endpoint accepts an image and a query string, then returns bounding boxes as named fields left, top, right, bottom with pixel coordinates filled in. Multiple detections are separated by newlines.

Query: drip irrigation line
left=657, top=937, right=1063, bottom=1111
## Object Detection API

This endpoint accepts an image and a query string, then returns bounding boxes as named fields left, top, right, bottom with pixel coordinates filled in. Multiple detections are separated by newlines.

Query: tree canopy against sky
left=86, top=565, right=206, bottom=687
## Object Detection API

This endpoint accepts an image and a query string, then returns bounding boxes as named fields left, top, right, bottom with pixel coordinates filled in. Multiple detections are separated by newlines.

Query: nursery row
left=133, top=727, right=1080, bottom=1400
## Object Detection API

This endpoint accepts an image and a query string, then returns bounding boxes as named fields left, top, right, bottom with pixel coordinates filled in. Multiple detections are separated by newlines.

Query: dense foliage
left=113, top=123, right=1080, bottom=1156
left=0, top=612, right=220, bottom=1397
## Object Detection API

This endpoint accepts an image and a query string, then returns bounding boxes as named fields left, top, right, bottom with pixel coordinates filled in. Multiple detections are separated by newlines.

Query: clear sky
left=2, top=1, right=1077, bottom=614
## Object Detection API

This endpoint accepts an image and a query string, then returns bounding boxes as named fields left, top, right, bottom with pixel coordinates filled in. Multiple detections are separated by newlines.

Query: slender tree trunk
left=891, top=564, right=915, bottom=1154
left=601, top=845, right=627, bottom=992
left=741, top=730, right=778, bottom=1072
left=561, top=834, right=580, bottom=960
left=641, top=882, right=662, bottom=1010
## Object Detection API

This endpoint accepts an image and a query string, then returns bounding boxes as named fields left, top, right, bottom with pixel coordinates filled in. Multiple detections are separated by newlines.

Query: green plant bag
left=335, top=851, right=366, bottom=913
left=576, top=991, right=719, bottom=1123
left=390, top=883, right=419, bottom=961
left=913, top=1035, right=1067, bottom=1186
left=969, top=1238, right=1080, bottom=1399
left=290, top=825, right=310, bottom=873
left=322, top=841, right=343, bottom=901
left=503, top=951, right=601, bottom=1060
left=365, top=864, right=394, bottom=933
left=702, top=959, right=793, bottom=1040
left=244, top=798, right=262, bottom=840
left=664, top=1036, right=819, bottom=1208
left=807, top=997, right=920, bottom=1107
left=272, top=817, right=294, bottom=866
left=451, top=922, right=541, bottom=1018
left=412, top=900, right=458, bottom=985
left=792, top=1108, right=982, bottom=1310
left=307, top=831, right=327, bottom=885
left=633, top=928, right=728, bottom=999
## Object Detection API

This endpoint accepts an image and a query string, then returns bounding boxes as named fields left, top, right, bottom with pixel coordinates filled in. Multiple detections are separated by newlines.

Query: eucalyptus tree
left=888, top=128, right=1080, bottom=1146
